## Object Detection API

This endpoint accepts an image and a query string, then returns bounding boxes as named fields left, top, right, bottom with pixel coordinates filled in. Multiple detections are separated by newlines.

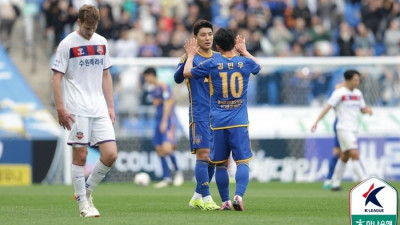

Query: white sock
left=86, top=160, right=111, bottom=193
left=352, top=160, right=366, bottom=181
left=191, top=192, right=202, bottom=200
left=72, top=164, right=87, bottom=210
left=332, top=160, right=346, bottom=188
left=203, top=195, right=213, bottom=202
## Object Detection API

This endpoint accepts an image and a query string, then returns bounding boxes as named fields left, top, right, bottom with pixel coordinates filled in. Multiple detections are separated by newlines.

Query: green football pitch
left=0, top=181, right=399, bottom=225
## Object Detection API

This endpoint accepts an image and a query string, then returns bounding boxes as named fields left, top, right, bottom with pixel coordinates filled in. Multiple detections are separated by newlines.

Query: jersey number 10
left=219, top=72, right=244, bottom=98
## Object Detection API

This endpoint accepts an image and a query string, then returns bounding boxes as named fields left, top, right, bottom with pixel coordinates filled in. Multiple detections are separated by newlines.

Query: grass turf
left=0, top=181, right=399, bottom=225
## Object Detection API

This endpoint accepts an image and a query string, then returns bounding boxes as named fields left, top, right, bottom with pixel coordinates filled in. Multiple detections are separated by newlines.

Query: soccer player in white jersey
left=311, top=70, right=372, bottom=191
left=51, top=5, right=117, bottom=217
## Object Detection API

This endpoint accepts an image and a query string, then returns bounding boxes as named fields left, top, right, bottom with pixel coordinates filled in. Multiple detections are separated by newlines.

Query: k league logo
left=350, top=176, right=398, bottom=225
left=363, top=183, right=384, bottom=208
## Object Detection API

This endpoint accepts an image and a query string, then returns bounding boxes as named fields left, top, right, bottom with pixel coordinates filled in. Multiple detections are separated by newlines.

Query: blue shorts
left=153, top=120, right=177, bottom=147
left=189, top=121, right=211, bottom=153
left=209, top=126, right=253, bottom=164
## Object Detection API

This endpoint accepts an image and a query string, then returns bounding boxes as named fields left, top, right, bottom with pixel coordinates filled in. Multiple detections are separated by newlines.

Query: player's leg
left=154, top=145, right=172, bottom=188
left=324, top=137, right=341, bottom=189
left=230, top=127, right=252, bottom=211
left=211, top=129, right=231, bottom=210
left=349, top=149, right=367, bottom=180
left=331, top=130, right=355, bottom=191
left=67, top=115, right=97, bottom=217
left=85, top=116, right=117, bottom=216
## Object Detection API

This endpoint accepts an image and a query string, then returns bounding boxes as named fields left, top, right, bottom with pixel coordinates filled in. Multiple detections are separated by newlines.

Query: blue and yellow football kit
left=191, top=54, right=260, bottom=163
left=151, top=82, right=177, bottom=147
left=174, top=51, right=220, bottom=152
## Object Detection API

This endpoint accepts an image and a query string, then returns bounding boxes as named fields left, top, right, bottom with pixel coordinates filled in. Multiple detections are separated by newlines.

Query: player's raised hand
left=184, top=37, right=199, bottom=57
left=235, top=35, right=247, bottom=55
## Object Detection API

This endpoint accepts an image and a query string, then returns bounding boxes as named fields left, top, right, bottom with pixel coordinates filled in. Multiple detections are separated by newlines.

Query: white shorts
left=337, top=130, right=358, bottom=151
left=67, top=115, right=116, bottom=147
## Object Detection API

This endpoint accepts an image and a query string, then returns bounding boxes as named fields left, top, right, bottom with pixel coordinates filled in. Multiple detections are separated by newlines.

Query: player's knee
left=196, top=149, right=209, bottom=160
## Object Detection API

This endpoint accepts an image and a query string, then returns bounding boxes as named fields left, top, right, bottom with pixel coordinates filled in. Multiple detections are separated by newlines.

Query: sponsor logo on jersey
left=70, top=45, right=106, bottom=58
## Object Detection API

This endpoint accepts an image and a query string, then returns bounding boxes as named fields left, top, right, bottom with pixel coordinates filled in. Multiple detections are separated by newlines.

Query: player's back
left=152, top=82, right=175, bottom=122
left=208, top=55, right=260, bottom=129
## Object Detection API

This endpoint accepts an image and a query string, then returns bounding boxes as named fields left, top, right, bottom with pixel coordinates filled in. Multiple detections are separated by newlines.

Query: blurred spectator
left=138, top=33, right=162, bottom=57
left=354, top=23, right=375, bottom=56
left=384, top=19, right=400, bottom=56
left=379, top=68, right=400, bottom=106
left=97, top=3, right=115, bottom=40
left=292, top=0, right=312, bottom=28
left=337, top=21, right=355, bottom=56
left=309, top=16, right=331, bottom=43
left=182, top=3, right=200, bottom=32
left=268, top=17, right=293, bottom=56
left=292, top=17, right=311, bottom=50
left=316, top=0, right=339, bottom=30
left=112, top=28, right=138, bottom=58
left=361, top=0, right=384, bottom=40
left=0, top=0, right=21, bottom=51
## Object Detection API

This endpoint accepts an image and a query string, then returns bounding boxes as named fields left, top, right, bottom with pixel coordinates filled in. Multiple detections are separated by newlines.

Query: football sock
left=86, top=160, right=111, bottom=193
left=352, top=160, right=366, bottom=181
left=169, top=153, right=179, bottom=171
left=235, top=164, right=249, bottom=197
left=208, top=164, right=215, bottom=182
left=216, top=164, right=230, bottom=202
left=191, top=192, right=202, bottom=200
left=160, top=156, right=171, bottom=179
left=72, top=164, right=87, bottom=210
left=203, top=195, right=212, bottom=202
left=195, top=160, right=210, bottom=197
left=332, top=159, right=346, bottom=188
left=327, top=154, right=340, bottom=180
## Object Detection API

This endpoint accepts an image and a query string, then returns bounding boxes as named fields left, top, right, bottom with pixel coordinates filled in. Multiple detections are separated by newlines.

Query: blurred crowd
left=0, top=0, right=399, bottom=107
left=33, top=0, right=400, bottom=58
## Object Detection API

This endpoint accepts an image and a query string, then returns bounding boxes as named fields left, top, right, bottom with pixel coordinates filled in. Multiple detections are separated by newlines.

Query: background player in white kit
left=311, top=69, right=372, bottom=191
left=51, top=4, right=117, bottom=217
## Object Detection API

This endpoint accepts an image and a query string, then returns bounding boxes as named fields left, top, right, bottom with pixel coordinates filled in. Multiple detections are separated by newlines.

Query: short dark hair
left=143, top=67, right=156, bottom=76
left=214, top=28, right=235, bottom=51
left=344, top=69, right=360, bottom=80
left=193, top=20, right=213, bottom=36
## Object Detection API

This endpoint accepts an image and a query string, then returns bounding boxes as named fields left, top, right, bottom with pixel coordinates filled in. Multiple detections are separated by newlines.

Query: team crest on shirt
left=76, top=131, right=84, bottom=140
left=195, top=135, right=202, bottom=144
left=96, top=45, right=104, bottom=55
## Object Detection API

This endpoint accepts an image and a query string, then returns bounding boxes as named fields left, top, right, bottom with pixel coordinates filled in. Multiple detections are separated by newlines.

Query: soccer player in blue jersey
left=183, top=28, right=261, bottom=211
left=142, top=67, right=183, bottom=188
left=174, top=20, right=221, bottom=210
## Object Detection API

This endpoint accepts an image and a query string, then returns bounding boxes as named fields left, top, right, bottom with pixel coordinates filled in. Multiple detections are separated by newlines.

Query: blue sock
left=216, top=165, right=230, bottom=202
left=195, top=160, right=210, bottom=197
left=160, top=156, right=170, bottom=179
left=235, top=164, right=249, bottom=197
left=208, top=164, right=215, bottom=182
left=327, top=154, right=339, bottom=180
left=169, top=153, right=179, bottom=171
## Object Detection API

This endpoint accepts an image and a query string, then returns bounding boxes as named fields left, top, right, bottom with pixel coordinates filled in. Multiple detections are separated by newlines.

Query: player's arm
left=359, top=92, right=372, bottom=115
left=174, top=54, right=187, bottom=84
left=360, top=107, right=373, bottom=115
left=311, top=104, right=333, bottom=132
left=52, top=71, right=74, bottom=130
left=102, top=69, right=115, bottom=123
left=235, top=35, right=261, bottom=68
left=183, top=37, right=199, bottom=78
left=160, top=88, right=174, bottom=133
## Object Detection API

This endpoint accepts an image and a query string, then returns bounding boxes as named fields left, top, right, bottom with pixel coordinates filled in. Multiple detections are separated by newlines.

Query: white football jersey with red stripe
left=327, top=86, right=366, bottom=132
left=52, top=31, right=111, bottom=117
